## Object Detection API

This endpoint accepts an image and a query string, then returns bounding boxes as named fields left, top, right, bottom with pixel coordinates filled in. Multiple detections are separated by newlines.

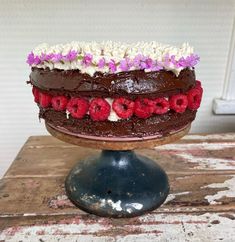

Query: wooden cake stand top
left=46, top=122, right=191, bottom=150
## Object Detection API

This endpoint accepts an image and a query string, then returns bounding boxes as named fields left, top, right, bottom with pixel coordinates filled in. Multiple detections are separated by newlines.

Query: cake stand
left=46, top=122, right=190, bottom=218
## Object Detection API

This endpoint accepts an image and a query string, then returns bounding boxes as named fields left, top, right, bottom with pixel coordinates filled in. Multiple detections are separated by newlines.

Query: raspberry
left=32, top=86, right=40, bottom=103
left=89, top=98, right=111, bottom=121
left=51, top=96, right=68, bottom=111
left=112, top=97, right=135, bottom=119
left=195, top=80, right=203, bottom=94
left=39, top=92, right=52, bottom=108
left=67, top=98, right=89, bottom=119
left=153, top=97, right=169, bottom=114
left=134, top=98, right=155, bottom=118
left=195, top=80, right=201, bottom=88
left=169, top=94, right=188, bottom=113
left=187, top=88, right=202, bottom=110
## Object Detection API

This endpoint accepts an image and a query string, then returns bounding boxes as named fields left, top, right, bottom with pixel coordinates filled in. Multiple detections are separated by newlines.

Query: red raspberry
left=187, top=88, right=202, bottom=110
left=89, top=98, right=111, bottom=121
left=134, top=98, right=155, bottom=118
left=195, top=80, right=201, bottom=88
left=153, top=97, right=169, bottom=114
left=169, top=94, right=188, bottom=113
left=195, top=80, right=203, bottom=94
left=39, top=92, right=52, bottom=108
left=32, top=86, right=40, bottom=103
left=112, top=97, right=135, bottom=119
left=51, top=96, right=68, bottom=111
left=67, top=98, right=89, bottom=119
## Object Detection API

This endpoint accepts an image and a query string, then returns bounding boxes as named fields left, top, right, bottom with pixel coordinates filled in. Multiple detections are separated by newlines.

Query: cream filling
left=105, top=98, right=121, bottom=122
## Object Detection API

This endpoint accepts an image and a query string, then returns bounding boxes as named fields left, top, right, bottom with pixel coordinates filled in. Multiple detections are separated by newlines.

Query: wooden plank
left=4, top=134, right=235, bottom=178
left=0, top=173, right=234, bottom=216
left=0, top=212, right=235, bottom=241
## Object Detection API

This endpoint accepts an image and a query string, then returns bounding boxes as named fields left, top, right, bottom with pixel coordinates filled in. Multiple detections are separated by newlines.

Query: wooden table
left=0, top=134, right=235, bottom=241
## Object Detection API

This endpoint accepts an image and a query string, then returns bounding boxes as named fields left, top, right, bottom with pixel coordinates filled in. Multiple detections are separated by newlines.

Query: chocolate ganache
left=30, top=68, right=195, bottom=98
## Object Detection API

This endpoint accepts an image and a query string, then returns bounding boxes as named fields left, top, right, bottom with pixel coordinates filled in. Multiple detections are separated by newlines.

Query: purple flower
left=34, top=56, right=41, bottom=65
left=51, top=53, right=63, bottom=62
left=120, top=58, right=133, bottom=71
left=178, top=54, right=200, bottom=68
left=26, top=52, right=35, bottom=65
left=145, top=57, right=154, bottom=69
left=178, top=57, right=186, bottom=67
left=133, top=54, right=143, bottom=68
left=82, top=53, right=93, bottom=67
left=169, top=55, right=180, bottom=68
left=187, top=54, right=200, bottom=67
left=45, top=53, right=54, bottom=61
left=133, top=54, right=142, bottom=68
left=39, top=53, right=46, bottom=62
left=39, top=53, right=52, bottom=62
left=133, top=54, right=153, bottom=70
left=151, top=61, right=163, bottom=71
left=64, top=50, right=77, bottom=62
left=108, top=59, right=117, bottom=72
left=98, top=58, right=106, bottom=69
left=163, top=53, right=170, bottom=67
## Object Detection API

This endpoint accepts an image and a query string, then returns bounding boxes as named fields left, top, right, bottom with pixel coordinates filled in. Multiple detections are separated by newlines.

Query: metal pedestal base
left=65, top=150, right=169, bottom=218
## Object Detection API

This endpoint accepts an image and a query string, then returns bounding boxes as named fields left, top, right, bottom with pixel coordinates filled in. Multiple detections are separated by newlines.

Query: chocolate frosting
left=30, top=68, right=196, bottom=98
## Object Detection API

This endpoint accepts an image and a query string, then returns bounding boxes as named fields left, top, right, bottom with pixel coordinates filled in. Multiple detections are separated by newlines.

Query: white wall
left=1, top=0, right=235, bottom=177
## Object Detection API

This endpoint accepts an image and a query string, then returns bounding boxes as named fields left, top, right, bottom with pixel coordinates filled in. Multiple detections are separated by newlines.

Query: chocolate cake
left=27, top=41, right=202, bottom=141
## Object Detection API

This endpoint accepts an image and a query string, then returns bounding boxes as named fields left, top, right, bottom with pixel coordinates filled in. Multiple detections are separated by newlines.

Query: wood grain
left=0, top=134, right=235, bottom=241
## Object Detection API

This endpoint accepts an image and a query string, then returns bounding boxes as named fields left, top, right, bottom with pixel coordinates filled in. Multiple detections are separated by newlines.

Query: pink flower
left=133, top=54, right=153, bottom=70
left=187, top=54, right=200, bottom=67
left=108, top=59, right=117, bottom=72
left=45, top=53, right=54, bottom=61
left=145, top=57, right=153, bottom=69
left=82, top=53, right=93, bottom=66
left=169, top=55, right=180, bottom=68
left=98, top=58, right=106, bottom=69
left=51, top=53, right=63, bottom=62
left=151, top=61, right=163, bottom=71
left=133, top=54, right=143, bottom=68
left=34, top=56, right=41, bottom=65
left=163, top=53, right=170, bottom=67
left=26, top=52, right=35, bottom=65
left=120, top=58, right=133, bottom=71
left=64, top=50, right=77, bottom=61
left=40, top=53, right=53, bottom=62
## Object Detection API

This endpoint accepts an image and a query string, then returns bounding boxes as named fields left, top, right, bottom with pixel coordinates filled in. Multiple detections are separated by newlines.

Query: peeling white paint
left=164, top=191, right=190, bottom=204
left=23, top=213, right=37, bottom=217
left=100, top=199, right=122, bottom=211
left=202, top=175, right=235, bottom=205
left=176, top=153, right=235, bottom=170
left=175, top=176, right=191, bottom=180
left=1, top=213, right=235, bottom=241
left=125, top=203, right=143, bottom=212
left=156, top=142, right=235, bottom=150
left=126, top=208, right=133, bottom=213
left=183, top=133, right=235, bottom=140
left=107, top=200, right=122, bottom=211
left=130, top=203, right=143, bottom=210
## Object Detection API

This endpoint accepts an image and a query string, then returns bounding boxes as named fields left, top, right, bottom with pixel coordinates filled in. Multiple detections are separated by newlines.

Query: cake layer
left=30, top=68, right=195, bottom=98
left=40, top=108, right=196, bottom=138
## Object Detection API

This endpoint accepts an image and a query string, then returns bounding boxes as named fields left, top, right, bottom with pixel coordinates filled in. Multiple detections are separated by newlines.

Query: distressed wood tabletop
left=0, top=133, right=235, bottom=241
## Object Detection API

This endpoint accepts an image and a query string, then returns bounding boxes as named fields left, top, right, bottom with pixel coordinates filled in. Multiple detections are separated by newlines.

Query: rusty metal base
left=65, top=150, right=169, bottom=218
